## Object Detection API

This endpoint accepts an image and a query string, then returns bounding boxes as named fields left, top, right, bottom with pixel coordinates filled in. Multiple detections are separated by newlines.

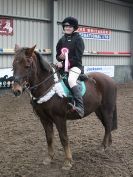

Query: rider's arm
left=72, top=36, right=85, bottom=67
left=56, top=39, right=63, bottom=62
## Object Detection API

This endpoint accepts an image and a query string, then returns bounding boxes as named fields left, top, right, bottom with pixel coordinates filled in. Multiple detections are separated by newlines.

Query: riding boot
left=69, top=85, right=84, bottom=118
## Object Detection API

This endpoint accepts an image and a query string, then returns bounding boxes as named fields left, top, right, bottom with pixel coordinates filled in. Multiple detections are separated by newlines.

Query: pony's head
left=12, top=44, right=36, bottom=96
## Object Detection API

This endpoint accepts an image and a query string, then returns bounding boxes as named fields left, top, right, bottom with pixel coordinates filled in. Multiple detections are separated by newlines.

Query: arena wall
left=0, top=0, right=133, bottom=87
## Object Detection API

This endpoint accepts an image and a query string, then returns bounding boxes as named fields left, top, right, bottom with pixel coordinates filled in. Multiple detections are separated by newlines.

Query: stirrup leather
left=68, top=101, right=76, bottom=110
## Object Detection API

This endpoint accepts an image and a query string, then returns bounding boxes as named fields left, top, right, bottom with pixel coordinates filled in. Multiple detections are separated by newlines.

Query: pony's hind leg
left=55, top=118, right=72, bottom=170
left=95, top=107, right=113, bottom=149
left=102, top=105, right=117, bottom=148
left=40, top=117, right=54, bottom=164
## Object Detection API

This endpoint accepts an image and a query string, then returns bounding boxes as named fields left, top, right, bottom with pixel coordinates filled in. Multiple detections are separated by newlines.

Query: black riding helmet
left=62, top=17, right=79, bottom=31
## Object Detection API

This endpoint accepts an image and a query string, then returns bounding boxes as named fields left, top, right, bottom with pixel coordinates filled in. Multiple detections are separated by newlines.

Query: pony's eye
left=25, top=65, right=30, bottom=69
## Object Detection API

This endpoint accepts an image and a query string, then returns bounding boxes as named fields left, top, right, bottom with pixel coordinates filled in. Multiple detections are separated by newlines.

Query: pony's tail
left=111, top=104, right=117, bottom=131
left=130, top=65, right=133, bottom=79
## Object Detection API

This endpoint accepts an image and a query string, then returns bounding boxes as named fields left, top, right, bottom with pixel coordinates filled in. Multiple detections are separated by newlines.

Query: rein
left=29, top=67, right=59, bottom=91
left=23, top=66, right=61, bottom=101
left=24, top=81, right=55, bottom=101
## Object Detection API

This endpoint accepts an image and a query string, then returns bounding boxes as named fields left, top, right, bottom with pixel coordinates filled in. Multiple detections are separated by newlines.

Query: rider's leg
left=68, top=67, right=84, bottom=118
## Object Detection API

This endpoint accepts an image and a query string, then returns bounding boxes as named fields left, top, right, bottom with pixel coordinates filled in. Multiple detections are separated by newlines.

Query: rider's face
left=64, top=25, right=74, bottom=34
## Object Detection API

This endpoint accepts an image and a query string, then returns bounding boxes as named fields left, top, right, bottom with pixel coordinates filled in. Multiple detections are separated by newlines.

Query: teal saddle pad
left=60, top=80, right=86, bottom=98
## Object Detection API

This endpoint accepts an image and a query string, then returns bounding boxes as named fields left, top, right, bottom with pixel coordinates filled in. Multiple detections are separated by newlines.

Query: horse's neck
left=29, top=59, right=54, bottom=97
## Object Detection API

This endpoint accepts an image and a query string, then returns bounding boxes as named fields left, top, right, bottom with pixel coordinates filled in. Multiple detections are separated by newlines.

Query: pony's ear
left=26, top=45, right=36, bottom=57
left=14, top=44, right=20, bottom=52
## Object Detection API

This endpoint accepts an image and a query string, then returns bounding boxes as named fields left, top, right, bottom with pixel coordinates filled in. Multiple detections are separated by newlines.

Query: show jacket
left=56, top=32, right=85, bottom=72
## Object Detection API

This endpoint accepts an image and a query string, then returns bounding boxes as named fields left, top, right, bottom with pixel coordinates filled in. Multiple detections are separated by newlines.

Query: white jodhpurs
left=68, top=67, right=81, bottom=88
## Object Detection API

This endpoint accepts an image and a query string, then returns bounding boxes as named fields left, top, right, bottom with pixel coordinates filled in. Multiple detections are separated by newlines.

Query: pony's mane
left=34, top=51, right=52, bottom=72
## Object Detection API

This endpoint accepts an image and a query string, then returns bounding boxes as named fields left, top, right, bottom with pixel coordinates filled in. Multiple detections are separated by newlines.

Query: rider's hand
left=56, top=62, right=63, bottom=68
left=59, top=53, right=65, bottom=60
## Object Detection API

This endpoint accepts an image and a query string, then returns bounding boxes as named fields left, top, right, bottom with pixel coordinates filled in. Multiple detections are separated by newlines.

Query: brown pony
left=12, top=45, right=117, bottom=169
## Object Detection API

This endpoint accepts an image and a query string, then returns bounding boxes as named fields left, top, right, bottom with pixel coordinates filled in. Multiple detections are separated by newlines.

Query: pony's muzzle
left=13, top=90, right=22, bottom=97
left=12, top=83, right=23, bottom=97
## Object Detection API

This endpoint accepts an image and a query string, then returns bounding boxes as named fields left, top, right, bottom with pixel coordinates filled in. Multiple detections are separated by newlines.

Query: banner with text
left=77, top=27, right=111, bottom=40
left=84, top=66, right=114, bottom=77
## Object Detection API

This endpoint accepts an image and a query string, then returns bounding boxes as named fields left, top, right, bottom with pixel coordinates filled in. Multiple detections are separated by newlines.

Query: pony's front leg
left=55, top=119, right=72, bottom=170
left=40, top=118, right=54, bottom=164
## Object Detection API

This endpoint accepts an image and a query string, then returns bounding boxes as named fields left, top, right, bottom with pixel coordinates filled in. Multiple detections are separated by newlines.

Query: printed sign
left=84, top=66, right=114, bottom=77
left=0, top=18, right=13, bottom=35
left=77, top=27, right=111, bottom=40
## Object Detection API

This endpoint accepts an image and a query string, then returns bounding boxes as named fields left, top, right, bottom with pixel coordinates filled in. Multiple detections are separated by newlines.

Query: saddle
left=60, top=71, right=96, bottom=98
left=60, top=73, right=87, bottom=98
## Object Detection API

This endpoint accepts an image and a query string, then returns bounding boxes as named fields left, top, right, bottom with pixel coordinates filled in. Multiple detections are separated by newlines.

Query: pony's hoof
left=43, top=157, right=52, bottom=165
left=62, top=160, right=72, bottom=170
left=99, top=144, right=110, bottom=153
left=101, top=146, right=106, bottom=152
left=96, top=145, right=105, bottom=153
left=104, top=146, right=110, bottom=152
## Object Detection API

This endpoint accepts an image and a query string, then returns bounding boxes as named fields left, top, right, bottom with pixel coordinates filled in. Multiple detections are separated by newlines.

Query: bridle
left=13, top=60, right=60, bottom=99
left=13, top=56, right=33, bottom=86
